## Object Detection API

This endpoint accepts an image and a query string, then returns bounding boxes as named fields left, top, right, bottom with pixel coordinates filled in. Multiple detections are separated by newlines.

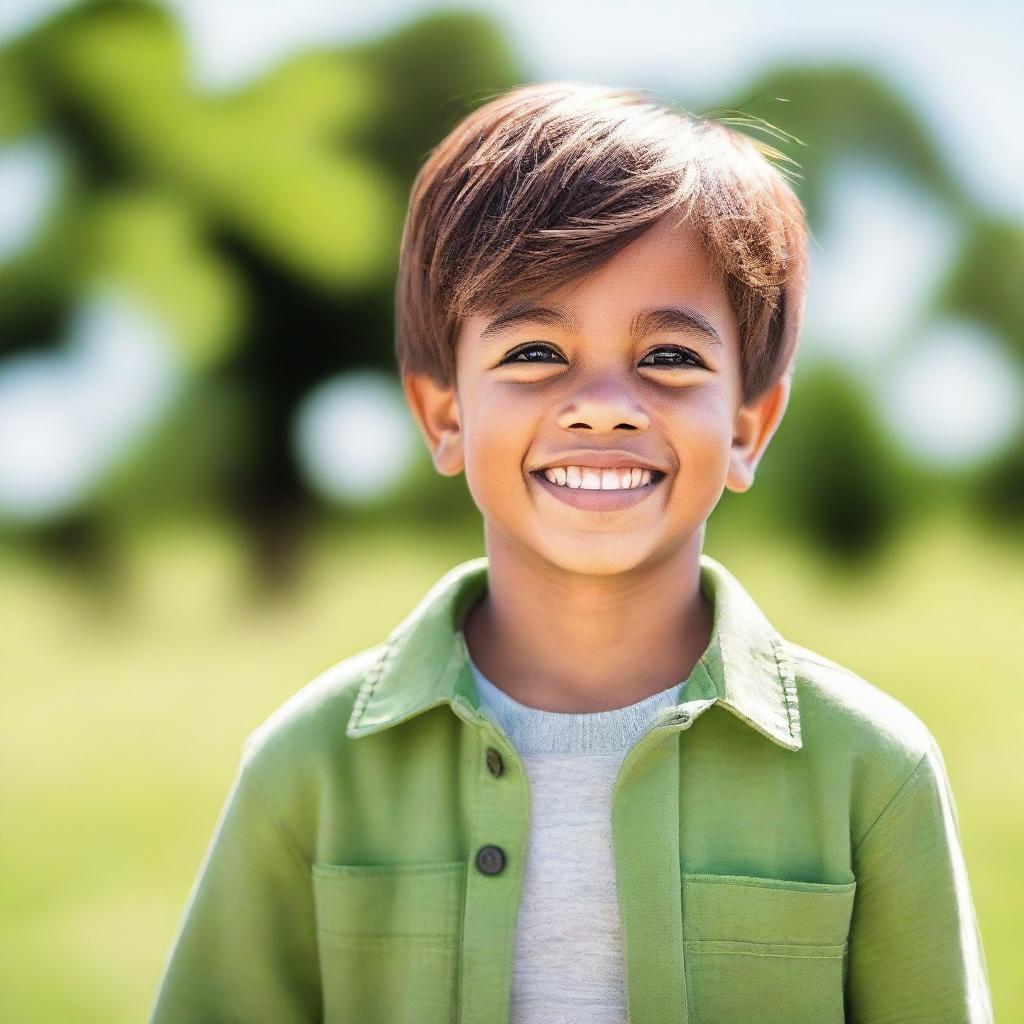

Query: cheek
left=671, top=394, right=735, bottom=482
left=463, top=390, right=536, bottom=487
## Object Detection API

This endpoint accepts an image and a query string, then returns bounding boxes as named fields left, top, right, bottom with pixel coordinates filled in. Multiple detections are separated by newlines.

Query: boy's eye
left=498, top=342, right=706, bottom=369
left=638, top=346, right=707, bottom=369
left=498, top=343, right=565, bottom=365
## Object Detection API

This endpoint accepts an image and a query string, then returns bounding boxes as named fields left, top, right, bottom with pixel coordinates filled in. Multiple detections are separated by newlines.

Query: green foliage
left=0, top=2, right=522, bottom=542
left=938, top=216, right=1024, bottom=363
left=967, top=436, right=1024, bottom=533
left=78, top=189, right=244, bottom=370
left=712, top=64, right=966, bottom=221
left=17, top=1, right=399, bottom=291
left=758, top=360, right=919, bottom=564
left=345, top=11, right=522, bottom=181
left=0, top=1, right=1019, bottom=545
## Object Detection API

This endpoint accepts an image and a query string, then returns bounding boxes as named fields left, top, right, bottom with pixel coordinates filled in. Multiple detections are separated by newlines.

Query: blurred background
left=1, top=0, right=1021, bottom=1019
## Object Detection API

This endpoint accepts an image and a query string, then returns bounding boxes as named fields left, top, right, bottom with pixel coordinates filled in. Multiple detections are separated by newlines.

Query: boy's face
left=404, top=212, right=790, bottom=577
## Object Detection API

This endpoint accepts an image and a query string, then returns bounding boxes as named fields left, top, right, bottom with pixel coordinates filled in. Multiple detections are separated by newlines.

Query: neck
left=461, top=530, right=713, bottom=713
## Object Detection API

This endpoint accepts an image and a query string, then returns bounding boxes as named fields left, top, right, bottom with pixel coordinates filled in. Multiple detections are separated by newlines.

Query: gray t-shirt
left=466, top=650, right=686, bottom=1024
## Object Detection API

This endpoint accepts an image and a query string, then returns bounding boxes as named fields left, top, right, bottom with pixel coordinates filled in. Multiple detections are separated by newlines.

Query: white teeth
left=541, top=466, right=656, bottom=490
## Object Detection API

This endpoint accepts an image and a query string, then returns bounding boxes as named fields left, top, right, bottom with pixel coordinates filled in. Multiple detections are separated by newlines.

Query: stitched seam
left=684, top=942, right=843, bottom=950
left=682, top=879, right=854, bottom=894
left=769, top=632, right=799, bottom=740
left=350, top=639, right=396, bottom=729
left=686, top=938, right=846, bottom=948
left=313, top=862, right=463, bottom=878
left=241, top=768, right=309, bottom=877
left=851, top=749, right=929, bottom=860
left=319, top=934, right=457, bottom=949
left=686, top=944, right=846, bottom=959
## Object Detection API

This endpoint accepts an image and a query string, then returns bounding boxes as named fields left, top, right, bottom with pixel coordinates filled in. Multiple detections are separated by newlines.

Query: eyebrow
left=479, top=302, right=722, bottom=346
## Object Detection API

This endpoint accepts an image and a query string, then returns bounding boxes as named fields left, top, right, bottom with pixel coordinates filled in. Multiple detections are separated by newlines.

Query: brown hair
left=395, top=81, right=811, bottom=403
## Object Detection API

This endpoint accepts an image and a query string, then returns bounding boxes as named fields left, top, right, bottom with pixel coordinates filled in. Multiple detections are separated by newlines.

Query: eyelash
left=498, top=343, right=707, bottom=369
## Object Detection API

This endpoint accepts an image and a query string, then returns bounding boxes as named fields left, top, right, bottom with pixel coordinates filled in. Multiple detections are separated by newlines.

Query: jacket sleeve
left=845, top=737, right=994, bottom=1023
left=148, top=745, right=322, bottom=1023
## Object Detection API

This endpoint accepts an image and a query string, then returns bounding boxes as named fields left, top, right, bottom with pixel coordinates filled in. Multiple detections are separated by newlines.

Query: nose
left=555, top=380, right=651, bottom=432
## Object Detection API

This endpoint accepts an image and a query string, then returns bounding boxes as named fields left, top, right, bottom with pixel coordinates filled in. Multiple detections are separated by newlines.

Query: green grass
left=1, top=511, right=1020, bottom=1021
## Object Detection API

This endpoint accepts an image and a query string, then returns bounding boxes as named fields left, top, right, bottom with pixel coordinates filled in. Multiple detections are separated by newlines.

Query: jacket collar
left=347, top=553, right=801, bottom=751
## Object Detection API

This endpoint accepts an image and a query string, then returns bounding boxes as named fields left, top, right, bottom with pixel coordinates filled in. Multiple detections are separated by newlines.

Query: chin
left=533, top=535, right=661, bottom=579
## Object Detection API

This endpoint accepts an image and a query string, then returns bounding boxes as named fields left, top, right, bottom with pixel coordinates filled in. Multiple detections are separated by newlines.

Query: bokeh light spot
left=293, top=370, right=418, bottom=504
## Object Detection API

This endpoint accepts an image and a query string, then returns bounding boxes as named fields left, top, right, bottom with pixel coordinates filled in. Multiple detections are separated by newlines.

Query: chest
left=311, top=705, right=857, bottom=1024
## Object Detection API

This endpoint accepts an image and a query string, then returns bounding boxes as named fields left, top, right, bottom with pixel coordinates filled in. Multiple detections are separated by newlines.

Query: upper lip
left=530, top=450, right=668, bottom=474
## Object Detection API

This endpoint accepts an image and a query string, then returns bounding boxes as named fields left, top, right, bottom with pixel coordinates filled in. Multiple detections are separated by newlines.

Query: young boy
left=149, top=82, right=994, bottom=1024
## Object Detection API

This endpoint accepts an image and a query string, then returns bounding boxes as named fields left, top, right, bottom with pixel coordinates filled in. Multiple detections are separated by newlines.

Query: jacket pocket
left=311, top=860, right=465, bottom=1024
left=681, top=872, right=857, bottom=1024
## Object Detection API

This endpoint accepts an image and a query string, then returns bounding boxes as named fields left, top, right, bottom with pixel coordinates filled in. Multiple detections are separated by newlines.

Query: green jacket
left=149, top=554, right=993, bottom=1024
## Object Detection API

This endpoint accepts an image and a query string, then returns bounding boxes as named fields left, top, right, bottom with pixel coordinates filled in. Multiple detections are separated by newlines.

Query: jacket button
left=475, top=845, right=506, bottom=875
left=486, top=747, right=504, bottom=777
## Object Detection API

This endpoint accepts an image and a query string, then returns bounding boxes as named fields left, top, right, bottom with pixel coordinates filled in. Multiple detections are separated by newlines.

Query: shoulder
left=781, top=640, right=952, bottom=848
left=239, top=642, right=388, bottom=796
left=782, top=639, right=943, bottom=827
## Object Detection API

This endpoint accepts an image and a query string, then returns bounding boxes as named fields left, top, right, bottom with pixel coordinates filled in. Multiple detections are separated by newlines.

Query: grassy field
left=2, top=510, right=1020, bottom=1021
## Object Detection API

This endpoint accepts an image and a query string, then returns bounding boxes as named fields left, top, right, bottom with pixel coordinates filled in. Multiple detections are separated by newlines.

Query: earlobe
left=402, top=371, right=465, bottom=477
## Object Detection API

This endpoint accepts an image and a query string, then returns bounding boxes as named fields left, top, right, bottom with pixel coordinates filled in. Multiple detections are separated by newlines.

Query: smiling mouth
left=529, top=469, right=667, bottom=490
left=528, top=468, right=668, bottom=511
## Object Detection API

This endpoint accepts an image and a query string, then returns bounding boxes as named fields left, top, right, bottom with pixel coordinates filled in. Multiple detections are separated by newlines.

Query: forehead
left=463, top=213, right=736, bottom=345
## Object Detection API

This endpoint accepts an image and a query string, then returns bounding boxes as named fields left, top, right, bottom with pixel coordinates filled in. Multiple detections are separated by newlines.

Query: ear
left=725, top=372, right=791, bottom=494
left=401, top=371, right=465, bottom=477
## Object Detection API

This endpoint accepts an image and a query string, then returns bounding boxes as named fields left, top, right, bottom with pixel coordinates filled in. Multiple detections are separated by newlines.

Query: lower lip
left=530, top=470, right=667, bottom=510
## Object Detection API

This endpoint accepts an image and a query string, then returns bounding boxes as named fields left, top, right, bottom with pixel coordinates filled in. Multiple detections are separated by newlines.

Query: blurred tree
left=938, top=217, right=1024, bottom=361
left=707, top=66, right=1023, bottom=552
left=936, top=216, right=1024, bottom=529
left=711, top=65, right=967, bottom=224
left=755, top=360, right=919, bottom=566
left=0, top=0, right=520, bottom=586
left=0, top=1, right=1019, bottom=579
left=966, top=438, right=1024, bottom=535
